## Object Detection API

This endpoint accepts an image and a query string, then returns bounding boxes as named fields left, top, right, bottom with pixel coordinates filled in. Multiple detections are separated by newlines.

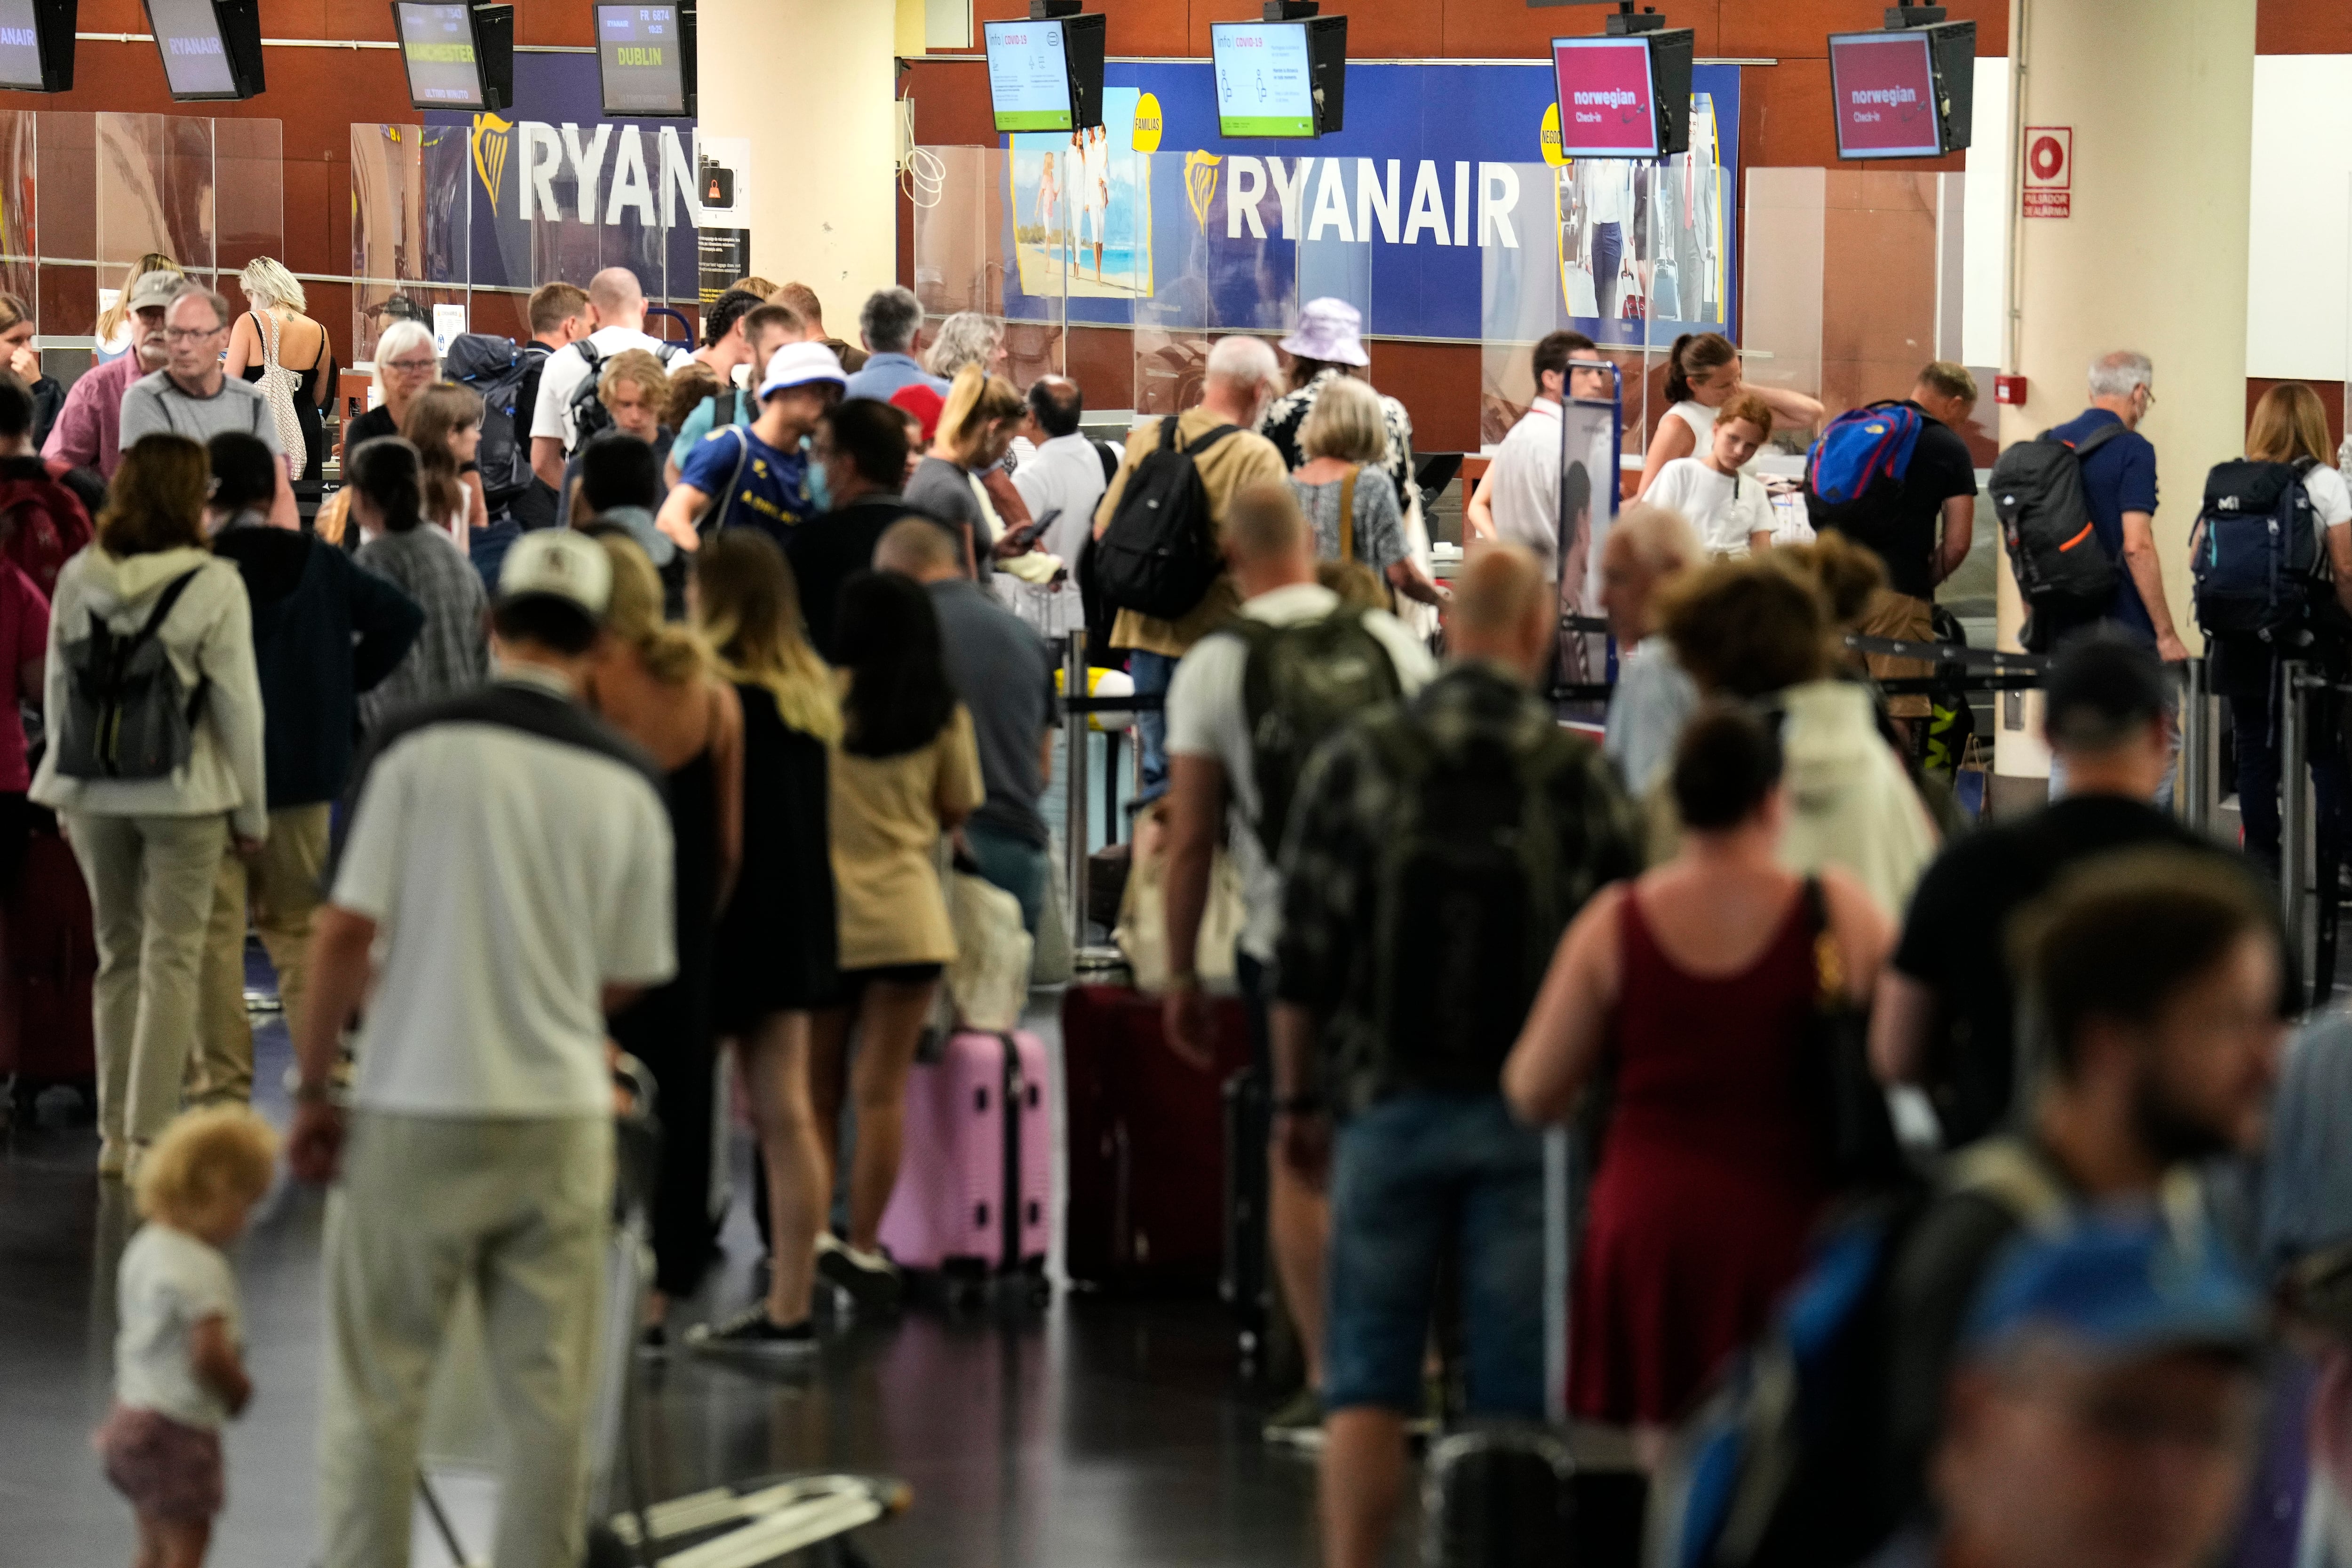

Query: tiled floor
left=0, top=991, right=1392, bottom=1568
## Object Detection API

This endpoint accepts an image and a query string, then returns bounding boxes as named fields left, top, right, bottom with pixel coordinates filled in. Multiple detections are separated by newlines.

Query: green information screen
left=1213, top=21, right=1317, bottom=139
left=985, top=21, right=1074, bottom=135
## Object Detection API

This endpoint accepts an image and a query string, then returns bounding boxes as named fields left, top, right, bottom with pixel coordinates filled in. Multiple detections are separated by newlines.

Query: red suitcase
left=2, top=823, right=98, bottom=1119
left=1060, top=983, right=1251, bottom=1294
left=877, top=1029, right=1054, bottom=1306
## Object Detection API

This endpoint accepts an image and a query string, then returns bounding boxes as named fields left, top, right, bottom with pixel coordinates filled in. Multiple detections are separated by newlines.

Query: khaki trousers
left=319, top=1110, right=613, bottom=1568
left=63, top=811, right=226, bottom=1151
left=191, top=803, right=331, bottom=1104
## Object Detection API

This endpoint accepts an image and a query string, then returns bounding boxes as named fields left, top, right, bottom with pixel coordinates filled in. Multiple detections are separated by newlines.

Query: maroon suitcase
left=1060, top=982, right=1251, bottom=1294
left=1, top=824, right=98, bottom=1118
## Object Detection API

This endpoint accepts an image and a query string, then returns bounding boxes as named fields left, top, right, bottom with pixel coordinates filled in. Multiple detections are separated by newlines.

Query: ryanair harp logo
left=471, top=112, right=513, bottom=207
left=1184, top=151, right=1222, bottom=234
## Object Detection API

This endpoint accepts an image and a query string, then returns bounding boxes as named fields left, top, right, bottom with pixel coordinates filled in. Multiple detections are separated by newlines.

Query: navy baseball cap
left=2044, top=630, right=2173, bottom=750
left=1963, top=1215, right=2264, bottom=1365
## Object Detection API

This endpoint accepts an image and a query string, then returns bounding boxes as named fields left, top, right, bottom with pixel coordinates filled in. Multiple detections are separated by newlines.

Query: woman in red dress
left=1505, top=703, right=1890, bottom=1466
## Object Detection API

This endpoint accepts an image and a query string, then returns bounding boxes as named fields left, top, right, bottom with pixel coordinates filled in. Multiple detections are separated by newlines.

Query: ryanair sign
left=466, top=113, right=703, bottom=227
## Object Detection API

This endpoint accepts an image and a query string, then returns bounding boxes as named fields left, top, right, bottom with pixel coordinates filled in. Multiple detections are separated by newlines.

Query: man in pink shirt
left=42, top=268, right=180, bottom=479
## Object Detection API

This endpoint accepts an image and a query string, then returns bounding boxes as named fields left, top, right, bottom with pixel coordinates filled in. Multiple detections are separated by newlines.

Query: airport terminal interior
left=7, top=1, right=2352, bottom=1566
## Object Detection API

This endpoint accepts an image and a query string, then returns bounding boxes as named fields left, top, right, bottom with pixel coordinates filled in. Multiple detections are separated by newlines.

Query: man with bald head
left=530, top=265, right=694, bottom=492
left=875, top=515, right=1057, bottom=930
left=1599, top=502, right=1705, bottom=792
left=1273, top=540, right=1639, bottom=1568
left=1159, top=481, right=1434, bottom=1445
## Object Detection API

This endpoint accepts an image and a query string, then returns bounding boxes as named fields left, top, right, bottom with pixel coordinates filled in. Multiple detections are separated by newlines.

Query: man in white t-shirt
left=289, top=530, right=675, bottom=1568
left=1467, top=330, right=1617, bottom=578
left=1160, top=481, right=1435, bottom=1447
left=528, top=266, right=693, bottom=491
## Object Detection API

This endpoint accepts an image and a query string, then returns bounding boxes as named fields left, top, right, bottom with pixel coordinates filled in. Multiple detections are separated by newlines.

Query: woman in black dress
left=583, top=533, right=744, bottom=1346
left=682, top=530, right=843, bottom=1358
left=226, top=258, right=337, bottom=483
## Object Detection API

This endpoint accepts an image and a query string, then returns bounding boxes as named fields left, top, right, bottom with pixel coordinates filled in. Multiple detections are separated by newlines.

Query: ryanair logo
left=472, top=111, right=512, bottom=207
left=1184, top=151, right=1222, bottom=233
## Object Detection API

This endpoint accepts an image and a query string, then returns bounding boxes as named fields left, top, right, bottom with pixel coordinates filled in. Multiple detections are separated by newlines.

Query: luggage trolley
left=414, top=1056, right=909, bottom=1568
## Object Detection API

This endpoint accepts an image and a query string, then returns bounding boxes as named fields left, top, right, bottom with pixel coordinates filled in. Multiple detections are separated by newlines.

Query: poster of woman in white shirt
left=1554, top=92, right=1724, bottom=342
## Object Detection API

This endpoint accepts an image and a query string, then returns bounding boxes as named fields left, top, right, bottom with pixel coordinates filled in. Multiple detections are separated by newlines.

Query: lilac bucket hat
left=1278, top=296, right=1370, bottom=367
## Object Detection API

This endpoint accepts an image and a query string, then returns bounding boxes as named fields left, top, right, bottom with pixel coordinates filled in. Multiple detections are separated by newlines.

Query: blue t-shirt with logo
left=677, top=425, right=813, bottom=545
left=2046, top=406, right=2161, bottom=643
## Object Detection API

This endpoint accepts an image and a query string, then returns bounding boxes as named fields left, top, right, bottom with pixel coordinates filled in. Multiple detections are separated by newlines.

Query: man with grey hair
left=1093, top=333, right=1289, bottom=801
left=844, top=285, right=948, bottom=404
left=528, top=265, right=691, bottom=490
left=119, top=283, right=295, bottom=526
left=1598, top=502, right=1704, bottom=792
left=2045, top=350, right=2181, bottom=664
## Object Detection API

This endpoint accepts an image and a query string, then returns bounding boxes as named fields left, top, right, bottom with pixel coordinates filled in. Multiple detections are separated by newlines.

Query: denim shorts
left=1322, top=1091, right=1548, bottom=1420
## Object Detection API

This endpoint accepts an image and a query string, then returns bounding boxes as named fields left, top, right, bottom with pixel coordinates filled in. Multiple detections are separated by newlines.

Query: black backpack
left=445, top=333, right=537, bottom=508
left=564, top=339, right=612, bottom=452
left=55, top=569, right=207, bottom=781
left=1092, top=418, right=1239, bottom=620
left=1363, top=698, right=1586, bottom=1091
left=2190, top=458, right=2323, bottom=645
left=1987, top=423, right=2125, bottom=651
left=1234, top=610, right=1405, bottom=857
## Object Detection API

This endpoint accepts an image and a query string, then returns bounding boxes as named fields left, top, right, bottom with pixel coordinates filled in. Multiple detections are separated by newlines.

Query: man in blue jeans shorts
left=1272, top=544, right=1638, bottom=1568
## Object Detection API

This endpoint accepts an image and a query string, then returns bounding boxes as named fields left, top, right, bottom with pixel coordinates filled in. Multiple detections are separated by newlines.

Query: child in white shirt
left=1645, top=391, right=1778, bottom=558
left=96, top=1105, right=278, bottom=1568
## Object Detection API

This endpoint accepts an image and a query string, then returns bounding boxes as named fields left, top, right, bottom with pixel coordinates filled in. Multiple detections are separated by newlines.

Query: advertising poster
left=1556, top=391, right=1620, bottom=690
left=987, top=61, right=1740, bottom=348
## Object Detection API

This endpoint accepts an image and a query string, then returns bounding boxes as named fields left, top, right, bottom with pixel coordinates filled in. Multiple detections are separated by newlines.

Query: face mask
left=807, top=460, right=833, bottom=513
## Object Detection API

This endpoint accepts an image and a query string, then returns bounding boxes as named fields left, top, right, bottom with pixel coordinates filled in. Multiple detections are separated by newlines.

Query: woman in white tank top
left=1637, top=333, right=1824, bottom=499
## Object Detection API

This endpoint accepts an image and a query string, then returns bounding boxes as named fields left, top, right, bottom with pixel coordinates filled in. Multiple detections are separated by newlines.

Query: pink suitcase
left=878, top=1029, right=1054, bottom=1305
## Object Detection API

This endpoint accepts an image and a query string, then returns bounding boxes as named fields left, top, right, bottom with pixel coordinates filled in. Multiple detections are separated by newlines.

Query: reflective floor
left=0, top=990, right=1395, bottom=1568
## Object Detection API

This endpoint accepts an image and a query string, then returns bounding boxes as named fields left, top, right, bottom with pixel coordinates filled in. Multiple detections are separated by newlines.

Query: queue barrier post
left=2177, top=657, right=2215, bottom=834
left=1063, top=629, right=1090, bottom=951
left=2281, top=660, right=2312, bottom=1001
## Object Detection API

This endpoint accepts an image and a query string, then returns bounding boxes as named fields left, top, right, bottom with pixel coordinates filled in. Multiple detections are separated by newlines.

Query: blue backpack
left=1653, top=1142, right=2066, bottom=1568
left=1804, top=401, right=1926, bottom=509
left=2191, top=458, right=2322, bottom=645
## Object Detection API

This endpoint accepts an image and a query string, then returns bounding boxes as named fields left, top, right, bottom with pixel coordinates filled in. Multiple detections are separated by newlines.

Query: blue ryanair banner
left=1001, top=61, right=1741, bottom=345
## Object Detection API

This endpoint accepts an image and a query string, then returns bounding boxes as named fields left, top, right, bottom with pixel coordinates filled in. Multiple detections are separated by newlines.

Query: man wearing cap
left=1873, top=632, right=2290, bottom=1150
left=1875, top=1218, right=2266, bottom=1568
left=1871, top=845, right=2284, bottom=1551
left=287, top=530, right=676, bottom=1568
left=1259, top=297, right=1417, bottom=514
left=44, top=267, right=180, bottom=480
left=657, top=340, right=845, bottom=553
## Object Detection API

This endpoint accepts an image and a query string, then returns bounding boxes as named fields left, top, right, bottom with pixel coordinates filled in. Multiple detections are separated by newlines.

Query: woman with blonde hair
left=30, top=436, right=267, bottom=1179
left=1290, top=374, right=1445, bottom=606
left=400, top=381, right=489, bottom=555
left=582, top=532, right=743, bottom=1342
left=2210, top=380, right=2352, bottom=878
left=225, top=257, right=336, bottom=483
left=0, top=290, right=63, bottom=448
left=903, top=364, right=1029, bottom=574
left=681, top=530, right=845, bottom=1356
left=95, top=252, right=180, bottom=364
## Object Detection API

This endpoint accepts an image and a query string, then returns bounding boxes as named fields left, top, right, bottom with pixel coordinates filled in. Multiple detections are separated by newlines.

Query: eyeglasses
left=383, top=356, right=438, bottom=374
left=164, top=325, right=224, bottom=342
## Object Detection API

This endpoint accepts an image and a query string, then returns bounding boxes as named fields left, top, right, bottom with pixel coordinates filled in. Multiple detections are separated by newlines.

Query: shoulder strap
left=1949, top=1139, right=2072, bottom=1235
left=2070, top=421, right=2126, bottom=460
left=697, top=427, right=755, bottom=539
left=1339, top=469, right=1357, bottom=563
left=1154, top=416, right=1181, bottom=453
left=1184, top=423, right=1242, bottom=459
left=132, top=567, right=206, bottom=645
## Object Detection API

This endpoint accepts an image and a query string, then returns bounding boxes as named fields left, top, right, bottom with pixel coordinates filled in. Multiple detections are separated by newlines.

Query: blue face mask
left=806, top=458, right=833, bottom=514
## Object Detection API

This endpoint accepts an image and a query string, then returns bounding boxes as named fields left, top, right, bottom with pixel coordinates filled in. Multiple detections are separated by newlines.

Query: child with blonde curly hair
left=95, top=1105, right=278, bottom=1568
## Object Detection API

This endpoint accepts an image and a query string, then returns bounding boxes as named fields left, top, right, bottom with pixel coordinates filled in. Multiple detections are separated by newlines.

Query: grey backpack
left=55, top=568, right=207, bottom=780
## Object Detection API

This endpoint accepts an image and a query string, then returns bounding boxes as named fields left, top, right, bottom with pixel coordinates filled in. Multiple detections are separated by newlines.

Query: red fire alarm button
left=1995, top=373, right=2028, bottom=407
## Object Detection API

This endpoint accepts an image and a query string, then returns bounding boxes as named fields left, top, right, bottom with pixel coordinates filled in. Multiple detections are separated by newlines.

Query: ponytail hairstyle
left=401, top=380, right=485, bottom=529
left=594, top=531, right=712, bottom=687
left=693, top=529, right=842, bottom=744
left=1664, top=332, right=1738, bottom=406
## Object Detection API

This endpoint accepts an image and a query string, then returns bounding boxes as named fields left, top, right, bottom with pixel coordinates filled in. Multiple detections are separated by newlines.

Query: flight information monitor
left=393, top=2, right=487, bottom=109
left=0, top=0, right=52, bottom=92
left=983, top=18, right=1075, bottom=133
left=1551, top=36, right=1663, bottom=158
left=143, top=0, right=249, bottom=99
left=595, top=3, right=694, bottom=118
left=1828, top=30, right=1943, bottom=158
left=1211, top=21, right=1317, bottom=139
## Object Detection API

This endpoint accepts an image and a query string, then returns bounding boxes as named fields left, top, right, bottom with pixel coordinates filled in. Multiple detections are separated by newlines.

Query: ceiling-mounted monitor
left=1828, top=22, right=1976, bottom=159
left=1550, top=29, right=1694, bottom=159
left=1209, top=16, right=1347, bottom=139
left=391, top=2, right=512, bottom=112
left=0, top=0, right=78, bottom=93
left=981, top=14, right=1106, bottom=134
left=141, top=0, right=263, bottom=100
left=593, top=1, right=695, bottom=118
